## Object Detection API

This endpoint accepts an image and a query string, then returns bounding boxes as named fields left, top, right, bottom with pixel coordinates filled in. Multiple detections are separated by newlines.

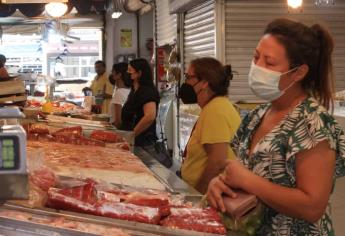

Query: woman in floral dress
left=207, top=18, right=345, bottom=235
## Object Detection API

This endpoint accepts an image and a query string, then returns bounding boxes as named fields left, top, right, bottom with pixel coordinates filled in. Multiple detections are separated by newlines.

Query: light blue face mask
left=248, top=61, right=299, bottom=101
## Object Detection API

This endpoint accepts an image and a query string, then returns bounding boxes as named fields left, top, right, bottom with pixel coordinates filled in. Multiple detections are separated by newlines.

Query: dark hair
left=0, top=54, right=6, bottom=63
left=112, top=62, right=132, bottom=88
left=190, top=57, right=232, bottom=96
left=264, top=18, right=334, bottom=110
left=95, top=60, right=106, bottom=68
left=129, top=58, right=154, bottom=87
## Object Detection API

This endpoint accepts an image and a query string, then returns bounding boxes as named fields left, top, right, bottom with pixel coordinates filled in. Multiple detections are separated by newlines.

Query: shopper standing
left=110, top=62, right=132, bottom=128
left=207, top=18, right=345, bottom=235
left=179, top=57, right=241, bottom=194
left=84, top=60, right=113, bottom=114
left=121, top=58, right=160, bottom=147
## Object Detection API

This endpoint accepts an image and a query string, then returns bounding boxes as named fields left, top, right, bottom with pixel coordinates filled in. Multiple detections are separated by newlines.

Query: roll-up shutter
left=183, top=0, right=215, bottom=69
left=156, top=0, right=177, bottom=46
left=225, top=0, right=345, bottom=102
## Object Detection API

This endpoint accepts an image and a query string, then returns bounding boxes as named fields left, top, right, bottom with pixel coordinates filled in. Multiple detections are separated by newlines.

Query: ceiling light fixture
left=112, top=11, right=122, bottom=18
left=111, top=0, right=123, bottom=19
left=315, top=0, right=335, bottom=5
left=45, top=2, right=68, bottom=18
left=287, top=0, right=303, bottom=8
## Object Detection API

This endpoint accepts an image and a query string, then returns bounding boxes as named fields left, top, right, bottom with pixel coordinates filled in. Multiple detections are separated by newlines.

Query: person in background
left=121, top=58, right=160, bottom=147
left=179, top=57, right=241, bottom=194
left=111, top=62, right=132, bottom=128
left=84, top=60, right=114, bottom=114
left=0, top=54, right=10, bottom=78
left=207, top=18, right=345, bottom=235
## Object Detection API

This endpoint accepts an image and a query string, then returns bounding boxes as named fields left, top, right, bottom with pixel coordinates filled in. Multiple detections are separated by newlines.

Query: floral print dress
left=232, top=97, right=345, bottom=235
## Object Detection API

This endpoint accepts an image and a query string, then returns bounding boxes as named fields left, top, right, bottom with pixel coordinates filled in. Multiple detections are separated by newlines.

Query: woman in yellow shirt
left=179, top=57, right=241, bottom=194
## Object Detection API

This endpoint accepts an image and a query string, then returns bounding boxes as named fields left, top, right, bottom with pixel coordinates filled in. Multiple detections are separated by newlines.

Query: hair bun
left=223, top=65, right=233, bottom=81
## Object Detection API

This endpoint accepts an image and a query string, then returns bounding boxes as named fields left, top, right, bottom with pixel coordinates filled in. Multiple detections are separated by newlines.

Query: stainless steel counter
left=133, top=147, right=201, bottom=198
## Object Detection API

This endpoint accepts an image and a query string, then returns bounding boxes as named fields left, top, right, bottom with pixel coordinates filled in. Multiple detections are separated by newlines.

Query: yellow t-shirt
left=90, top=73, right=114, bottom=114
left=181, top=96, right=241, bottom=188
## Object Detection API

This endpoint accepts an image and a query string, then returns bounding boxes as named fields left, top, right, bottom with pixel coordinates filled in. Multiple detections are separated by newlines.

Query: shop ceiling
left=0, top=0, right=153, bottom=28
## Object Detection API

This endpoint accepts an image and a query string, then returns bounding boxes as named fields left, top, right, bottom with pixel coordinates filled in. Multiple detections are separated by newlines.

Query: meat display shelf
left=0, top=203, right=225, bottom=236
left=4, top=120, right=213, bottom=235
left=21, top=119, right=200, bottom=197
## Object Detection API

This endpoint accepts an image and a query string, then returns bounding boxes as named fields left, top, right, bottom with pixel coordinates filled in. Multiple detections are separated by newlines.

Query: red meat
left=96, top=202, right=161, bottom=225
left=90, top=130, right=124, bottom=143
left=58, top=182, right=97, bottom=203
left=52, top=133, right=105, bottom=147
left=30, top=168, right=58, bottom=191
left=53, top=126, right=83, bottom=136
left=24, top=123, right=50, bottom=135
left=160, top=207, right=226, bottom=235
left=123, top=192, right=171, bottom=216
left=47, top=188, right=97, bottom=215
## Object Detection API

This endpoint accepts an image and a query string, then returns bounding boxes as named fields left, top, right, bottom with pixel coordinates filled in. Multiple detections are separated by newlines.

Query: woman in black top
left=121, top=58, right=160, bottom=146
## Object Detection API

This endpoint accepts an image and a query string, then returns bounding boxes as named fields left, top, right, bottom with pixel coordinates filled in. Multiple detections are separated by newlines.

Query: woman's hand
left=206, top=175, right=237, bottom=213
left=221, top=159, right=255, bottom=191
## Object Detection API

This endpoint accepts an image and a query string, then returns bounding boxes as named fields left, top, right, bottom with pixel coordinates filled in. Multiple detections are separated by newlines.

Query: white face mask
left=248, top=61, right=298, bottom=101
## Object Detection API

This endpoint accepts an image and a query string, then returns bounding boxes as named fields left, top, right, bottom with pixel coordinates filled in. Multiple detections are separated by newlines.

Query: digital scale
left=0, top=107, right=28, bottom=200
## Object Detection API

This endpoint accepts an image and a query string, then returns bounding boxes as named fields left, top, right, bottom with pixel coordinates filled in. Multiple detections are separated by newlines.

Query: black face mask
left=179, top=82, right=199, bottom=104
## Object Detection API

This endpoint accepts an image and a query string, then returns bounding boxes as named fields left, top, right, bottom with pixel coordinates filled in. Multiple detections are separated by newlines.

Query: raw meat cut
left=52, top=126, right=83, bottom=136
left=96, top=202, right=161, bottom=225
left=47, top=188, right=97, bottom=215
left=160, top=207, right=227, bottom=235
left=46, top=182, right=162, bottom=225
left=30, top=168, right=58, bottom=191
left=123, top=191, right=171, bottom=216
left=52, top=133, right=105, bottom=147
left=23, top=123, right=50, bottom=135
left=124, top=191, right=170, bottom=208
left=90, top=130, right=124, bottom=143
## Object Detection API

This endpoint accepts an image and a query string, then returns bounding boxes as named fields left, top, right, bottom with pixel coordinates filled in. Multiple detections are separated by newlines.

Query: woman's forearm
left=133, top=115, right=155, bottom=137
left=196, top=143, right=229, bottom=194
left=196, top=164, right=225, bottom=194
left=114, top=104, right=122, bottom=128
left=244, top=175, right=328, bottom=223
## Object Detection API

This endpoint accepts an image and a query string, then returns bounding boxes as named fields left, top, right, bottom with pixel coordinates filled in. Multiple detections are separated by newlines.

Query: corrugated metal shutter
left=183, top=0, right=215, bottom=69
left=225, top=0, right=345, bottom=102
left=156, top=0, right=177, bottom=46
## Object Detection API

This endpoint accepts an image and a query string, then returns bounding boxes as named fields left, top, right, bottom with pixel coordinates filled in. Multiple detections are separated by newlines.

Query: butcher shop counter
left=0, top=121, right=230, bottom=235
left=21, top=118, right=200, bottom=197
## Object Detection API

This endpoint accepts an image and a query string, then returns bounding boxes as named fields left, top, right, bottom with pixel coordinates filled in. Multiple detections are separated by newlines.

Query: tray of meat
left=46, top=180, right=163, bottom=225
left=0, top=209, right=131, bottom=236
left=2, top=202, right=226, bottom=236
